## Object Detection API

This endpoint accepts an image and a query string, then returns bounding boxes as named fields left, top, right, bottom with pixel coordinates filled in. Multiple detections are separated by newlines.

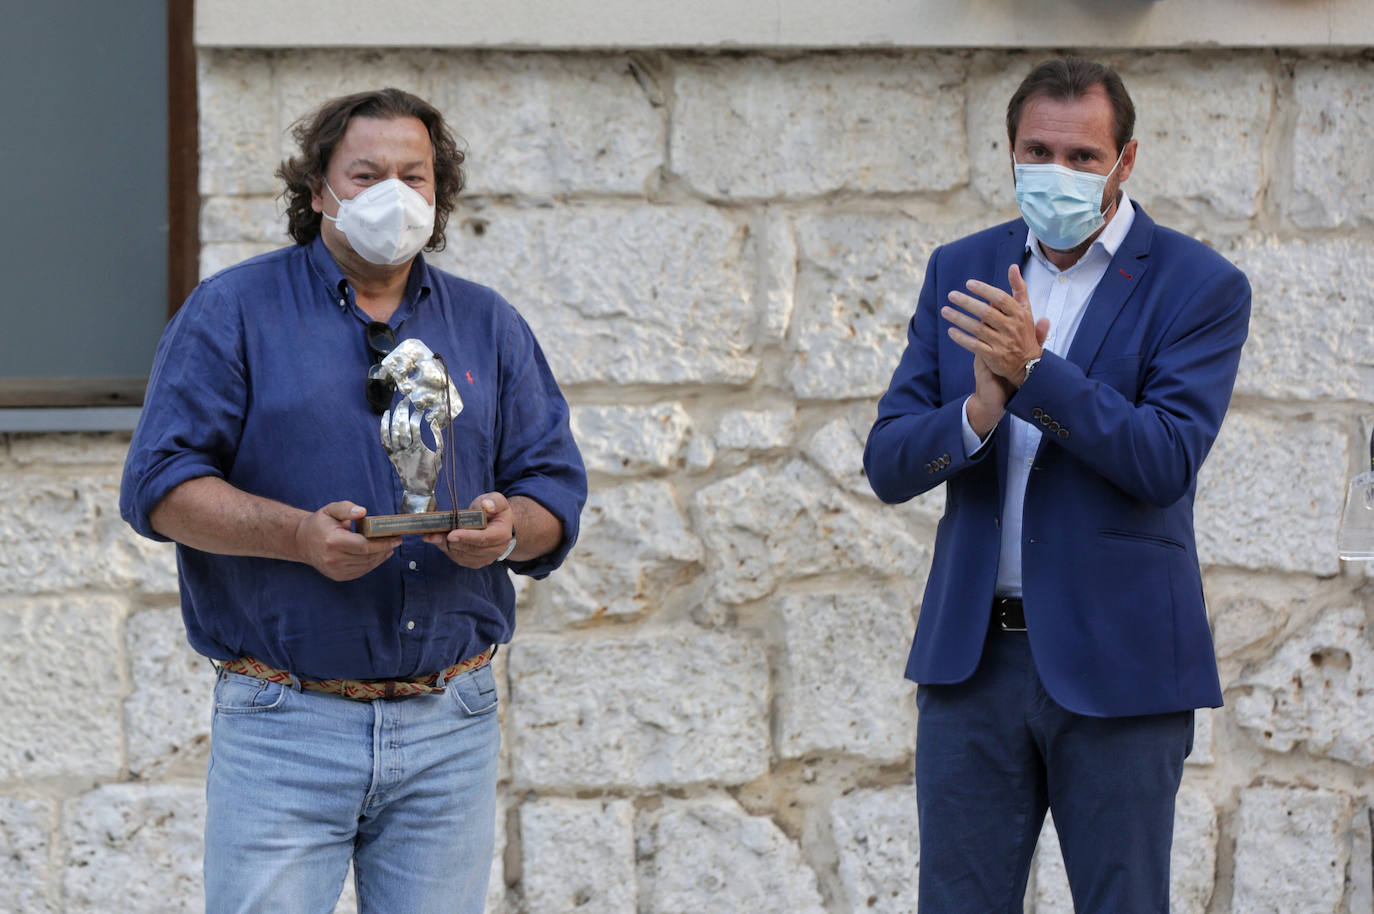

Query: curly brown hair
left=276, top=88, right=466, bottom=249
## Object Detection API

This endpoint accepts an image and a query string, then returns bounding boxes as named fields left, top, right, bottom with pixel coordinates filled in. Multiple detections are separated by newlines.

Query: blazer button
left=1058, top=428, right=1069, bottom=439
left=924, top=462, right=933, bottom=473
left=1031, top=407, right=1044, bottom=419
left=1040, top=415, right=1051, bottom=426
left=1049, top=421, right=1060, bottom=432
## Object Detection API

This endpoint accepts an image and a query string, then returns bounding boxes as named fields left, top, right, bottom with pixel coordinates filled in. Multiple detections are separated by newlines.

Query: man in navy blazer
left=865, top=58, right=1249, bottom=912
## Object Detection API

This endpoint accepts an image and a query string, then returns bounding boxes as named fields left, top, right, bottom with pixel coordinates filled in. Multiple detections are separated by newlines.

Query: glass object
left=1337, top=428, right=1374, bottom=561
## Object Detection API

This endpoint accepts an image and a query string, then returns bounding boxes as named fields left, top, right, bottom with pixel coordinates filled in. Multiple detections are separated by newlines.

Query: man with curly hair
left=121, top=88, right=586, bottom=913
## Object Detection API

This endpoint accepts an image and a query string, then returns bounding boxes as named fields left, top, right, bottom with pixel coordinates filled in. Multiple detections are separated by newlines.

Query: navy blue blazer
left=864, top=207, right=1250, bottom=718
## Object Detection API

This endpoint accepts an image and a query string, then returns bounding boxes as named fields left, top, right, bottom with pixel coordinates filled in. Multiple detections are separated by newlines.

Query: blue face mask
left=1013, top=148, right=1124, bottom=251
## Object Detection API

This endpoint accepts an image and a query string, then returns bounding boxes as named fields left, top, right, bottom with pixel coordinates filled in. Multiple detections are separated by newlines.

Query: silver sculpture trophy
left=358, top=338, right=488, bottom=537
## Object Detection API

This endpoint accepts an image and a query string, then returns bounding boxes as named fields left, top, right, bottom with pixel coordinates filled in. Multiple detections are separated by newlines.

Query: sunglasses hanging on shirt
left=365, top=321, right=397, bottom=414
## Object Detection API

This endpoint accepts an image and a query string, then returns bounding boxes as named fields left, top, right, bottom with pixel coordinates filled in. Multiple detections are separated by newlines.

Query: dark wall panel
left=0, top=1, right=169, bottom=392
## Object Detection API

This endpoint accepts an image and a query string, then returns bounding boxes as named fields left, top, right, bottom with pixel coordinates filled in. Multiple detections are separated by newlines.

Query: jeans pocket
left=448, top=663, right=499, bottom=717
left=214, top=671, right=290, bottom=714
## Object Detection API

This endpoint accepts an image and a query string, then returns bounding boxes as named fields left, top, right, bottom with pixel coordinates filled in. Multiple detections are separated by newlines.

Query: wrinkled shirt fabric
left=122, top=237, right=586, bottom=680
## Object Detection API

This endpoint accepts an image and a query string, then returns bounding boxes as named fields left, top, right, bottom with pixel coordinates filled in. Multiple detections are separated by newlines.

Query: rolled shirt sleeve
left=121, top=278, right=247, bottom=540
left=491, top=308, right=586, bottom=578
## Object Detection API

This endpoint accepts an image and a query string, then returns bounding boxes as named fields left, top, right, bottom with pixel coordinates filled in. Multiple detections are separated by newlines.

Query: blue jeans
left=915, top=631, right=1193, bottom=914
left=204, top=662, right=501, bottom=914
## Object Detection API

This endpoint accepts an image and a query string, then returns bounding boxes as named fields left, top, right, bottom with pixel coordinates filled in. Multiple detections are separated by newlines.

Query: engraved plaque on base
left=359, top=508, right=488, bottom=538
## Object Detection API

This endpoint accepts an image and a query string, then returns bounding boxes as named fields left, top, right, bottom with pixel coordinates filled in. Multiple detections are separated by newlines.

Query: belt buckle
left=995, top=597, right=1027, bottom=632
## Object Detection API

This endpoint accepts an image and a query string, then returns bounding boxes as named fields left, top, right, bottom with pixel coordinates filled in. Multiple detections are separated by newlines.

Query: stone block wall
left=2, top=47, right=1372, bottom=913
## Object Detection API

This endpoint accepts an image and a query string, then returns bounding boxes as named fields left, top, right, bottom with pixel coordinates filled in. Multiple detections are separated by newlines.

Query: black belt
left=990, top=596, right=1027, bottom=633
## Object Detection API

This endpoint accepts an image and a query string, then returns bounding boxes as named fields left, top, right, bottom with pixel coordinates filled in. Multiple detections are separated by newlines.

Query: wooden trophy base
left=358, top=508, right=488, bottom=538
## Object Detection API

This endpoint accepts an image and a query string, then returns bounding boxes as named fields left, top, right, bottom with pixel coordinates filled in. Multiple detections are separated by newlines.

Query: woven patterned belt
left=221, top=647, right=494, bottom=702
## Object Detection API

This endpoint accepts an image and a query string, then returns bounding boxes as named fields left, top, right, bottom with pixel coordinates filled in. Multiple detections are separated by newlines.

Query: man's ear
left=1117, top=139, right=1138, bottom=184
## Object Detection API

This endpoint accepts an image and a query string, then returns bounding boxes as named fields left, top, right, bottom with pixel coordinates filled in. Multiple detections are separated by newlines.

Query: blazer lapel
left=995, top=223, right=1026, bottom=293
left=1064, top=206, right=1156, bottom=372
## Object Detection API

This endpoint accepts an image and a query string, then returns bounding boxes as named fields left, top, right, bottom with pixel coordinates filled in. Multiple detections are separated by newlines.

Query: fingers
left=423, top=529, right=510, bottom=568
left=317, top=504, right=397, bottom=555
left=944, top=323, right=985, bottom=356
left=423, top=529, right=507, bottom=551
left=1008, top=263, right=1028, bottom=307
left=321, top=501, right=366, bottom=523
left=959, top=274, right=1031, bottom=321
left=422, top=491, right=513, bottom=568
left=944, top=286, right=1017, bottom=339
left=316, top=545, right=396, bottom=581
left=941, top=300, right=986, bottom=335
left=469, top=491, right=509, bottom=515
left=331, top=532, right=401, bottom=562
left=960, top=280, right=1018, bottom=315
left=299, top=504, right=399, bottom=581
left=447, top=494, right=512, bottom=549
left=944, top=271, right=1044, bottom=382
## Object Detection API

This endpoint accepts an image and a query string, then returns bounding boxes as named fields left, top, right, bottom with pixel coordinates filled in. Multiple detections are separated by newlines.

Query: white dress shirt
left=961, top=192, right=1137, bottom=596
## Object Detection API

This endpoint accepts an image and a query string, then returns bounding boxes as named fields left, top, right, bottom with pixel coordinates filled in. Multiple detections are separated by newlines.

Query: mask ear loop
left=321, top=182, right=347, bottom=224
left=433, top=353, right=461, bottom=526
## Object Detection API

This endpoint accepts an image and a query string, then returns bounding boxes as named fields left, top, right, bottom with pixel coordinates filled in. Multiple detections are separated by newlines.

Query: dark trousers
left=915, top=630, right=1193, bottom=913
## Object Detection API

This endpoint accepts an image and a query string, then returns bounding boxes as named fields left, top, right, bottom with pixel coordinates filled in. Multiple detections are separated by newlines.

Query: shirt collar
left=305, top=234, right=434, bottom=313
left=1025, top=189, right=1136, bottom=272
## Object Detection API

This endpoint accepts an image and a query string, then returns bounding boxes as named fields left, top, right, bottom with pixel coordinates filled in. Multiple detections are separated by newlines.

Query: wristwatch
left=1021, top=356, right=1042, bottom=386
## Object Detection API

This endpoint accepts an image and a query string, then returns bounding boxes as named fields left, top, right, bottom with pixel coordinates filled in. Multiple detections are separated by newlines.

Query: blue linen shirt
left=121, top=237, right=587, bottom=680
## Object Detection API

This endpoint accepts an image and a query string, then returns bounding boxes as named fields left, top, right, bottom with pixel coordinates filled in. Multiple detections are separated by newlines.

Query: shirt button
left=408, top=561, right=417, bottom=570
left=1026, top=458, right=1034, bottom=467
left=1057, top=275, right=1067, bottom=283
left=406, top=621, right=415, bottom=631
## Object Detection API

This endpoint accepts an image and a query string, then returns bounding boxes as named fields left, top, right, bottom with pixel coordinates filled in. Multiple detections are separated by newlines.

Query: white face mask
left=323, top=178, right=435, bottom=266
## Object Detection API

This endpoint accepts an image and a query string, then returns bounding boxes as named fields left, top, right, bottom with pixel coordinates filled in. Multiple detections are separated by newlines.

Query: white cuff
left=961, top=397, right=995, bottom=456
